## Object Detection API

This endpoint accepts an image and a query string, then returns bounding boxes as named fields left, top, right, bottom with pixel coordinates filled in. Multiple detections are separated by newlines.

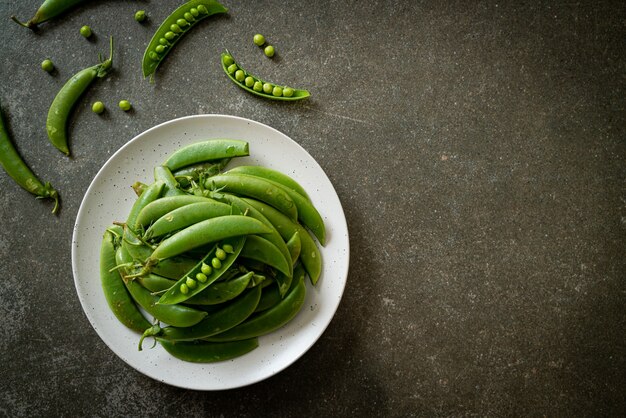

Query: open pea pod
left=185, top=271, right=255, bottom=305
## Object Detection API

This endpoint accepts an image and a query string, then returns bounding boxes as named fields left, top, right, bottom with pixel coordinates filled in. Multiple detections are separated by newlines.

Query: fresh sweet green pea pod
left=143, top=200, right=231, bottom=240
left=226, top=165, right=310, bottom=200
left=206, top=173, right=297, bottom=221
left=100, top=229, right=151, bottom=332
left=136, top=274, right=176, bottom=293
left=132, top=181, right=148, bottom=197
left=158, top=285, right=261, bottom=341
left=255, top=264, right=304, bottom=312
left=185, top=271, right=255, bottom=305
left=164, top=139, right=249, bottom=172
left=11, top=0, right=88, bottom=30
left=286, top=231, right=301, bottom=264
left=134, top=195, right=215, bottom=230
left=0, top=101, right=60, bottom=213
left=240, top=235, right=292, bottom=278
left=115, top=245, right=207, bottom=327
left=158, top=235, right=245, bottom=305
left=204, top=274, right=306, bottom=342
left=243, top=198, right=322, bottom=285
left=47, top=37, right=114, bottom=156
left=154, top=165, right=186, bottom=197
left=126, top=180, right=165, bottom=229
left=156, top=338, right=259, bottom=363
left=172, top=158, right=231, bottom=181
left=148, top=214, right=271, bottom=261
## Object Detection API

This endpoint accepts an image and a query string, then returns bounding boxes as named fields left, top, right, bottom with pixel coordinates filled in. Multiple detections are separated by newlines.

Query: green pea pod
left=0, top=102, right=59, bottom=213
left=286, top=231, right=301, bottom=264
left=125, top=180, right=165, bottom=232
left=159, top=285, right=261, bottom=341
left=142, top=0, right=228, bottom=81
left=204, top=274, right=306, bottom=342
left=154, top=165, right=185, bottom=197
left=206, top=173, right=298, bottom=221
left=254, top=264, right=304, bottom=312
left=244, top=198, right=322, bottom=285
left=164, top=139, right=249, bottom=172
left=172, top=158, right=231, bottom=181
left=226, top=165, right=310, bottom=200
left=149, top=214, right=272, bottom=261
left=131, top=181, right=148, bottom=197
left=143, top=200, right=231, bottom=240
left=185, top=271, right=255, bottom=305
left=136, top=274, right=176, bottom=293
left=134, top=195, right=215, bottom=230
left=100, top=229, right=151, bottom=332
left=158, top=235, right=245, bottom=305
left=156, top=338, right=258, bottom=363
left=11, top=0, right=88, bottom=30
left=46, top=37, right=114, bottom=156
left=115, top=245, right=207, bottom=327
left=240, top=235, right=292, bottom=278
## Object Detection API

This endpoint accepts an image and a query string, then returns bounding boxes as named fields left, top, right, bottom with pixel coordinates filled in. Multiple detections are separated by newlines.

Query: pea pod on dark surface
left=46, top=37, right=114, bottom=156
left=142, top=0, right=228, bottom=81
left=0, top=101, right=59, bottom=213
left=11, top=0, right=88, bottom=30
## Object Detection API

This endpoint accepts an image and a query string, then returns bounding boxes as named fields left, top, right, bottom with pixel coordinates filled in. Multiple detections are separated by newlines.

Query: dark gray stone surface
left=0, top=0, right=624, bottom=416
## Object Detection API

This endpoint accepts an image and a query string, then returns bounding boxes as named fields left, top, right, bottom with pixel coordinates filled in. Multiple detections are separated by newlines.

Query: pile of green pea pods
left=100, top=139, right=325, bottom=363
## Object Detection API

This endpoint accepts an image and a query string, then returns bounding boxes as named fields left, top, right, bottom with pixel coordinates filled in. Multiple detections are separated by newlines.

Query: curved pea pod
left=185, top=271, right=255, bottom=305
left=158, top=235, right=245, bottom=305
left=255, top=264, right=305, bottom=312
left=159, top=285, right=261, bottom=341
left=142, top=0, right=228, bottom=81
left=135, top=195, right=215, bottom=230
left=221, top=51, right=310, bottom=101
left=115, top=246, right=207, bottom=327
left=126, top=180, right=165, bottom=229
left=164, top=139, right=249, bottom=172
left=11, top=0, right=87, bottom=30
left=286, top=231, right=301, bottom=264
left=154, top=165, right=185, bottom=197
left=143, top=200, right=231, bottom=240
left=100, top=229, right=151, bottom=332
left=226, top=166, right=310, bottom=200
left=47, top=37, right=114, bottom=156
left=137, top=274, right=176, bottom=293
left=172, top=158, right=231, bottom=182
left=240, top=235, right=292, bottom=278
left=148, top=214, right=271, bottom=261
left=206, top=174, right=297, bottom=221
left=157, top=338, right=258, bottom=363
left=244, top=198, right=322, bottom=285
left=204, top=274, right=306, bottom=342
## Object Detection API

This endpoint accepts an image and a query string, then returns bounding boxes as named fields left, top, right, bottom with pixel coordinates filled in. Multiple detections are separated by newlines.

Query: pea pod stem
left=11, top=0, right=88, bottom=30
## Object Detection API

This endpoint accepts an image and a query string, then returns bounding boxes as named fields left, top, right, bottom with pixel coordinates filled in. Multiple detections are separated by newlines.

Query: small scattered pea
left=264, top=45, right=275, bottom=57
left=244, top=76, right=255, bottom=88
left=227, top=64, right=238, bottom=74
left=201, top=262, right=212, bottom=275
left=134, top=10, right=146, bottom=22
left=80, top=25, right=92, bottom=38
left=91, top=101, right=105, bottom=114
left=235, top=70, right=245, bottom=82
left=215, top=247, right=227, bottom=260
left=41, top=59, right=54, bottom=73
left=253, top=81, right=263, bottom=92
left=185, top=277, right=197, bottom=289
left=283, top=87, right=295, bottom=97
left=262, top=83, right=273, bottom=94
left=272, top=86, right=283, bottom=97
left=253, top=34, right=265, bottom=46
left=223, top=244, right=234, bottom=253
left=196, top=272, right=208, bottom=283
left=180, top=283, right=189, bottom=294
left=211, top=257, right=222, bottom=269
left=119, top=100, right=132, bottom=111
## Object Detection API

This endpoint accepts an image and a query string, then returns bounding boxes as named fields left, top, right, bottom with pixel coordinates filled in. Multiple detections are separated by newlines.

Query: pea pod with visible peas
left=142, top=0, right=228, bottom=81
left=11, top=0, right=88, bottom=30
left=185, top=271, right=255, bottom=305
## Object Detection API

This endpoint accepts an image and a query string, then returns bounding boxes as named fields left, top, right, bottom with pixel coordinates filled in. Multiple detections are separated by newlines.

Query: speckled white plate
left=71, top=115, right=349, bottom=390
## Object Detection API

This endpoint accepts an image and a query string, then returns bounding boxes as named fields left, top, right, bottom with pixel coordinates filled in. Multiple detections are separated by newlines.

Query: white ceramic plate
left=72, top=115, right=349, bottom=390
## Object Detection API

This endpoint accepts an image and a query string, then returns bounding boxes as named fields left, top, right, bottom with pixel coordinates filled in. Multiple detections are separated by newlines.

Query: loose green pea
left=253, top=81, right=263, bottom=92
left=186, top=277, right=197, bottom=289
left=244, top=76, right=255, bottom=87
left=190, top=8, right=199, bottom=17
left=253, top=34, right=265, bottom=46
left=215, top=248, right=227, bottom=260
left=177, top=18, right=189, bottom=28
left=180, top=283, right=189, bottom=294
left=212, top=257, right=222, bottom=269
left=223, top=244, right=234, bottom=253
left=283, top=87, right=294, bottom=97
left=197, top=5, right=208, bottom=14
left=41, top=59, right=54, bottom=72
left=170, top=24, right=182, bottom=33
left=200, top=262, right=212, bottom=275
left=155, top=45, right=166, bottom=54
left=164, top=31, right=177, bottom=41
left=119, top=100, right=132, bottom=111
left=223, top=55, right=234, bottom=66
left=272, top=86, right=283, bottom=97
left=227, top=64, right=238, bottom=74
left=196, top=272, right=208, bottom=283
left=263, top=83, right=273, bottom=94
left=134, top=10, right=146, bottom=22
left=91, top=101, right=105, bottom=114
left=235, top=70, right=245, bottom=82
left=264, top=45, right=275, bottom=57
left=80, top=25, right=92, bottom=38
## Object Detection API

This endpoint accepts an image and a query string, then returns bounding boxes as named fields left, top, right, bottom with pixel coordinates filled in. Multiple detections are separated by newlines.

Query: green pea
left=253, top=34, right=265, bottom=46
left=159, top=38, right=170, bottom=46
left=282, top=87, right=294, bottom=97
left=212, top=257, right=222, bottom=269
left=41, top=59, right=54, bottom=72
left=177, top=18, right=189, bottom=28
left=272, top=86, right=283, bottom=97
left=264, top=45, right=275, bottom=57
left=91, top=101, right=105, bottom=114
left=190, top=8, right=199, bottom=17
left=253, top=81, right=263, bottom=92
left=134, top=10, right=146, bottom=22
left=155, top=45, right=166, bottom=54
left=235, top=70, right=245, bottom=82
left=180, top=283, right=189, bottom=294
left=80, top=25, right=92, bottom=38
left=119, top=100, right=132, bottom=111
left=197, top=5, right=208, bottom=14
left=245, top=76, right=255, bottom=87
left=227, top=64, right=238, bottom=74
left=223, top=55, right=234, bottom=66
left=149, top=51, right=159, bottom=61
left=196, top=272, right=208, bottom=283
left=215, top=248, right=227, bottom=260
left=263, top=83, right=273, bottom=94
left=201, top=262, right=212, bottom=275
left=223, top=244, right=234, bottom=253
left=170, top=23, right=182, bottom=33
left=184, top=12, right=195, bottom=22
left=186, top=277, right=197, bottom=289
left=164, top=31, right=177, bottom=40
